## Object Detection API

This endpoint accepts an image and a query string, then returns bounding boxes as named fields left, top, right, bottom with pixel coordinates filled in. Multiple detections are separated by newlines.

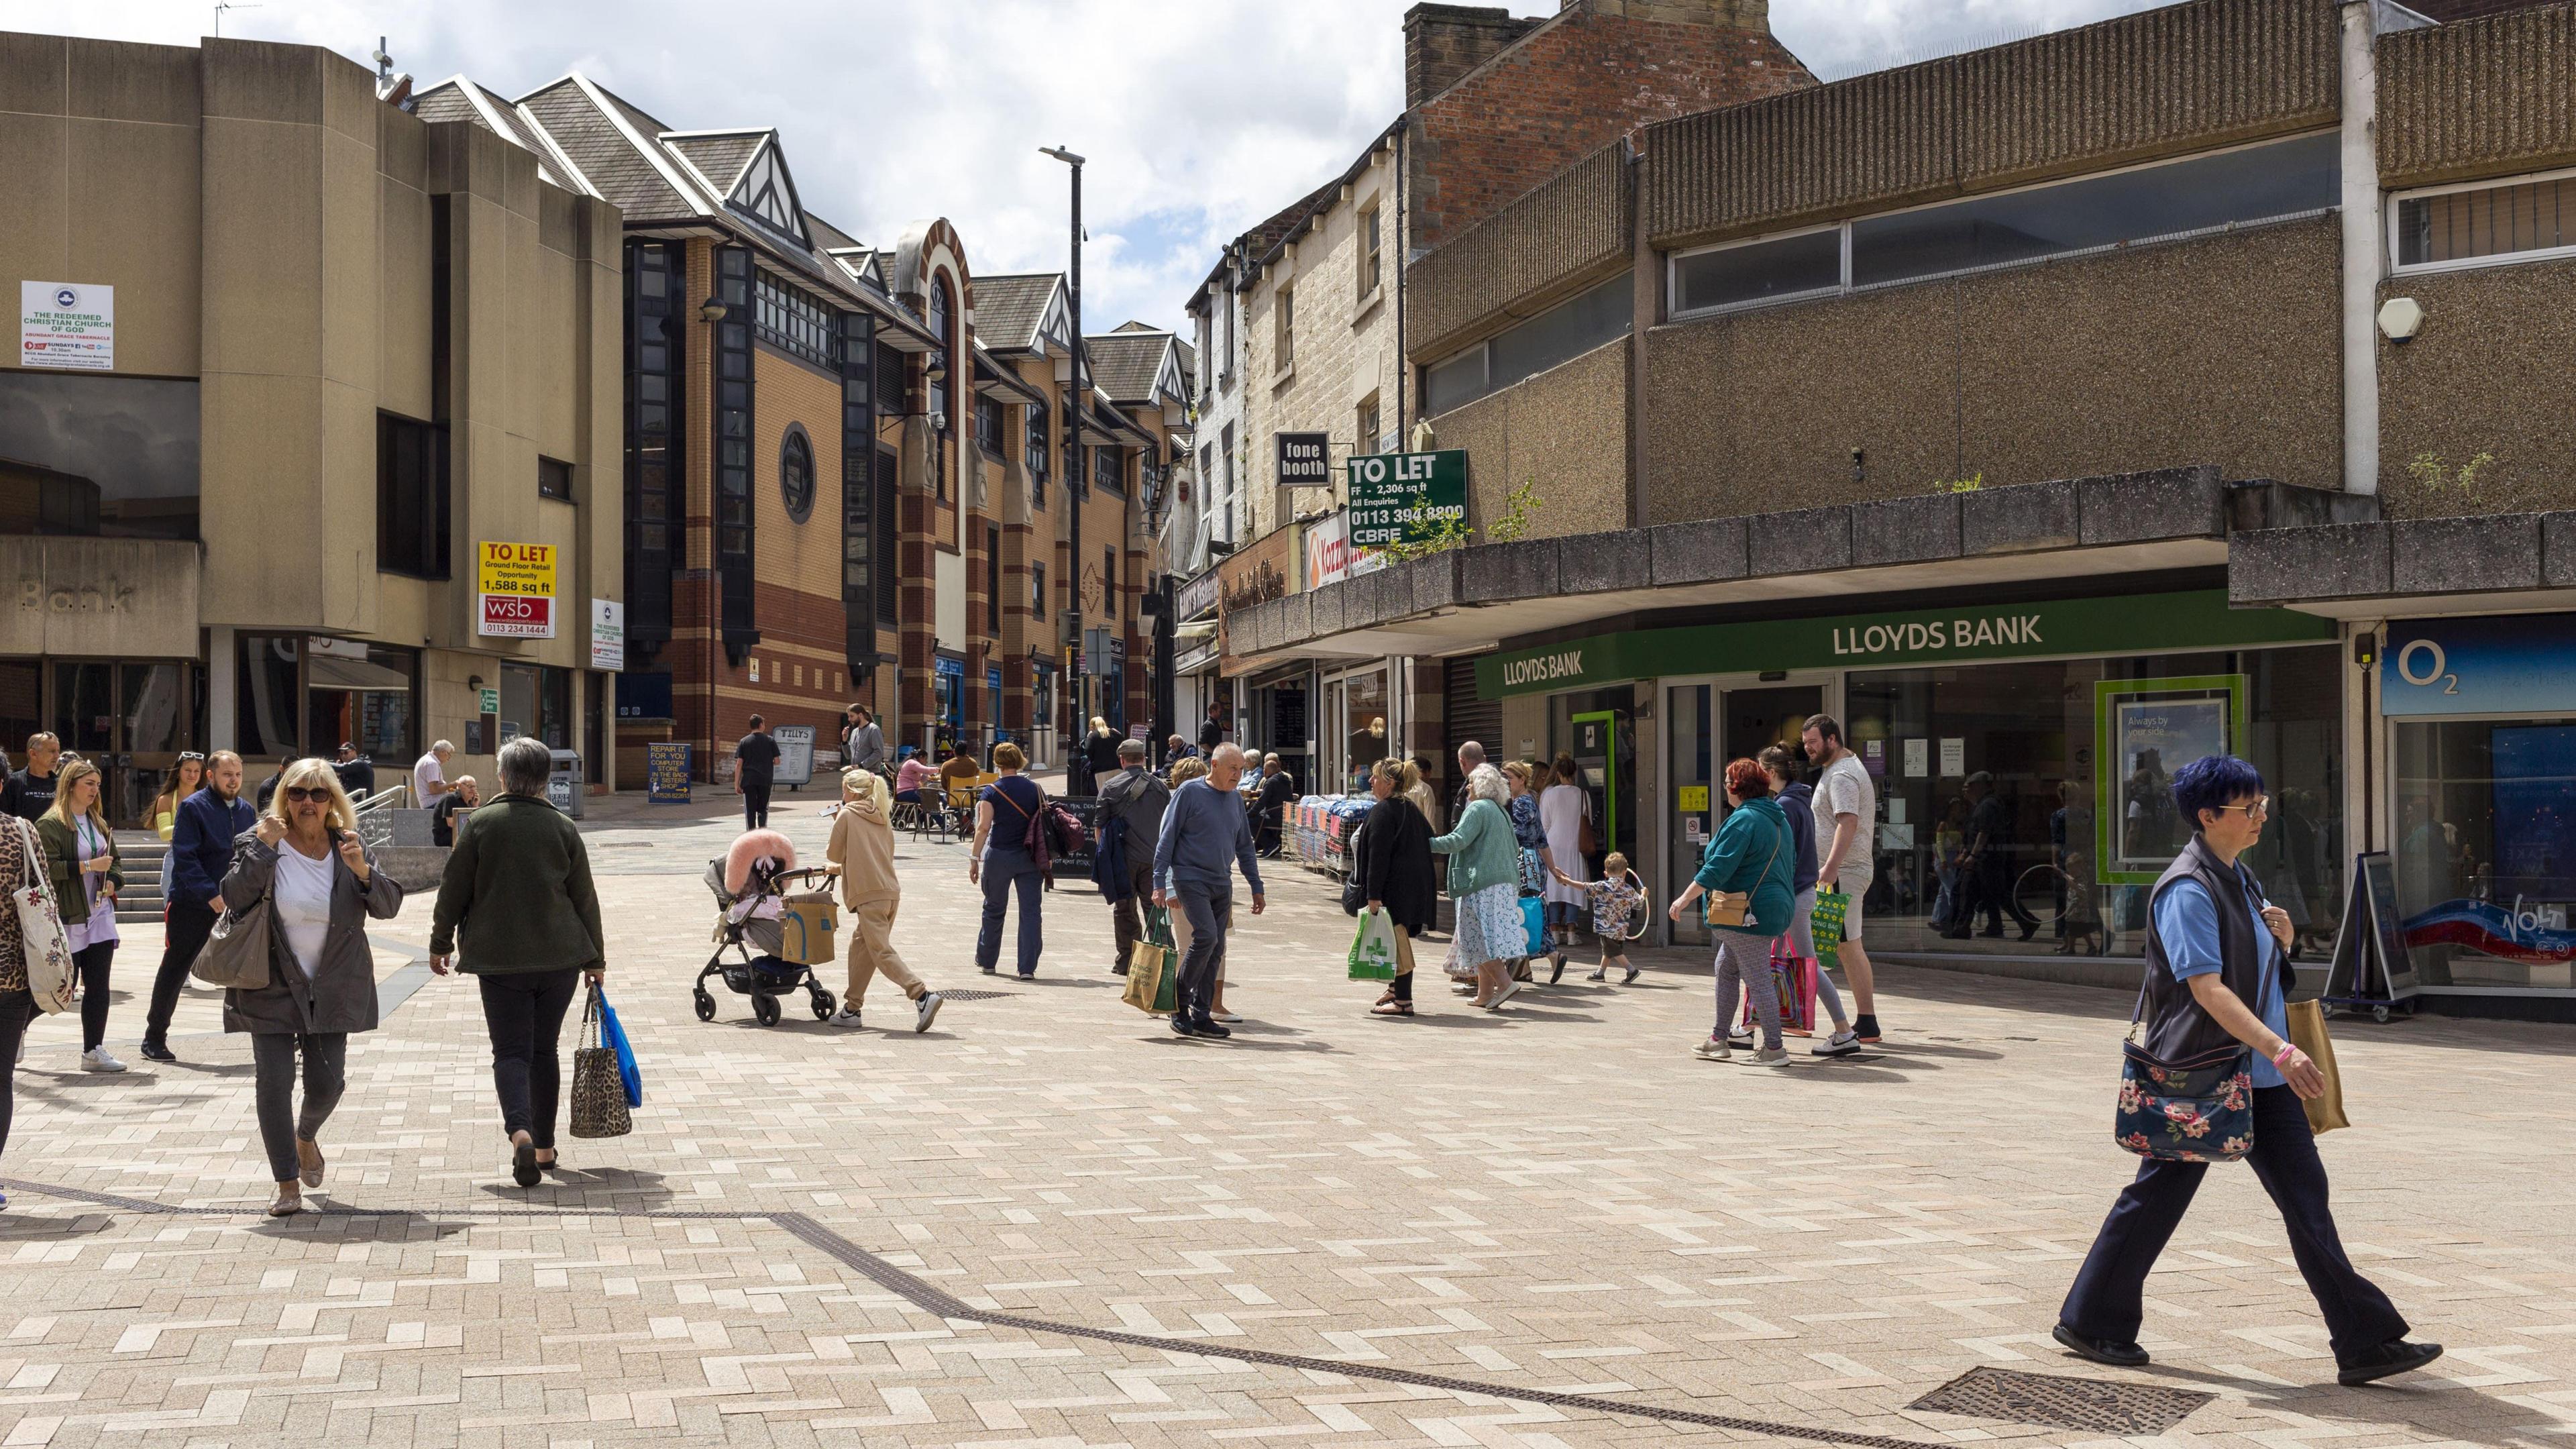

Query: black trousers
left=743, top=779, right=773, bottom=830
left=251, top=1031, right=346, bottom=1183
left=72, top=942, right=113, bottom=1051
left=1109, top=858, right=1155, bottom=968
left=2060, top=1085, right=2408, bottom=1366
left=477, top=971, right=581, bottom=1149
left=1976, top=854, right=2039, bottom=931
left=0, top=989, right=35, bottom=1159
left=146, top=900, right=217, bottom=1046
left=1175, top=883, right=1230, bottom=1021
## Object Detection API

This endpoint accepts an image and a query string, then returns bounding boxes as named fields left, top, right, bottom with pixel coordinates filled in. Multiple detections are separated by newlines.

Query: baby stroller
left=693, top=851, right=837, bottom=1027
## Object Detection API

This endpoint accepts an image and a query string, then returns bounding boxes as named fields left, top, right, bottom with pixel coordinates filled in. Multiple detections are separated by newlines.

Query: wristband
left=2271, top=1042, right=2297, bottom=1067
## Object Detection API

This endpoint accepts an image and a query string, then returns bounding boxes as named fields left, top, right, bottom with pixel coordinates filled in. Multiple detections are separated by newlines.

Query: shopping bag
left=8, top=818, right=78, bottom=1014
left=569, top=981, right=633, bottom=1139
left=1124, top=906, right=1179, bottom=1015
left=2285, top=998, right=2349, bottom=1134
left=598, top=983, right=643, bottom=1108
left=1741, top=938, right=1815, bottom=1033
left=1521, top=895, right=1548, bottom=958
left=1348, top=907, right=1401, bottom=980
left=1811, top=890, right=1849, bottom=969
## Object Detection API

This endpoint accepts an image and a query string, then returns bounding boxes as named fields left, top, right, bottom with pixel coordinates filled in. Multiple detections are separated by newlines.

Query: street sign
left=476, top=541, right=557, bottom=638
left=477, top=687, right=500, bottom=714
left=1346, top=449, right=1467, bottom=548
left=1275, top=431, right=1330, bottom=490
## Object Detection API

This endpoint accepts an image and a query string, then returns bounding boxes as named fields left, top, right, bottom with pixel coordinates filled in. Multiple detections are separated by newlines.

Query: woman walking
left=969, top=741, right=1047, bottom=978
left=38, top=759, right=125, bottom=1072
left=150, top=753, right=207, bottom=897
left=1536, top=753, right=1591, bottom=983
left=218, top=758, right=404, bottom=1214
left=1356, top=757, right=1437, bottom=1017
left=1430, top=765, right=1528, bottom=1010
left=429, top=737, right=605, bottom=1188
left=2055, top=755, right=2440, bottom=1385
left=0, top=808, right=68, bottom=1200
left=824, top=768, right=943, bottom=1032
left=1670, top=758, right=1797, bottom=1066
left=1734, top=745, right=1860, bottom=1055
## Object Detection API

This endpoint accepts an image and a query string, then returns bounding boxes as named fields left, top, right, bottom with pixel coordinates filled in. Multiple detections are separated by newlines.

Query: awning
left=307, top=655, right=411, bottom=692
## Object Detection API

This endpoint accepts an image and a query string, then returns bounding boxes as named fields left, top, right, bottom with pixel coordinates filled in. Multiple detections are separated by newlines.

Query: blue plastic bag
left=598, top=984, right=643, bottom=1108
left=1521, top=894, right=1547, bottom=957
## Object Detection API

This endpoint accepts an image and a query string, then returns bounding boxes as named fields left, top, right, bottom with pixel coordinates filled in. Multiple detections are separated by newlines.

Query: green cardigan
left=1430, top=796, right=1520, bottom=900
left=34, top=814, right=121, bottom=914
left=427, top=793, right=605, bottom=973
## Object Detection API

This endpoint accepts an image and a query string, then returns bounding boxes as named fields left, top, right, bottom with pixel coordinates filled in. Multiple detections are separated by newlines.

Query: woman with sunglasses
left=219, top=758, right=403, bottom=1215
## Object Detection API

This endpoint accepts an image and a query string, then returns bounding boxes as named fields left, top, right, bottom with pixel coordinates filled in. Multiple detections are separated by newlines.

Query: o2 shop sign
left=2381, top=614, right=2576, bottom=717
left=476, top=540, right=557, bottom=639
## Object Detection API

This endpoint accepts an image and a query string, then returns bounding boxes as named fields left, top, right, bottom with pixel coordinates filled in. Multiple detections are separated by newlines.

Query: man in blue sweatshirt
left=1150, top=743, right=1265, bottom=1039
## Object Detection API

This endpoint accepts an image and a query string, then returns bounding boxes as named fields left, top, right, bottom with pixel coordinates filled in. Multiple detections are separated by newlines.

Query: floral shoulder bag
left=2114, top=979, right=2255, bottom=1163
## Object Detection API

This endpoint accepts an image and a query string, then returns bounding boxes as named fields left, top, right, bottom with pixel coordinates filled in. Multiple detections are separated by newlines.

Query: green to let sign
left=1346, top=449, right=1467, bottom=548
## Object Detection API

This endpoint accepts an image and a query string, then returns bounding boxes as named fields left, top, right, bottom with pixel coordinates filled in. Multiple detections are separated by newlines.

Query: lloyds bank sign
left=1474, top=588, right=2332, bottom=699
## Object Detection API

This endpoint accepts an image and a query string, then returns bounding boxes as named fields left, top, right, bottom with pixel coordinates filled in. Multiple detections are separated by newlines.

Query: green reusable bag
left=1348, top=907, right=1401, bottom=980
left=1812, top=890, right=1849, bottom=967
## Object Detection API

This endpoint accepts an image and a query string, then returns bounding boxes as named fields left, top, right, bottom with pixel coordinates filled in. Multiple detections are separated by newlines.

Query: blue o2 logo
left=2395, top=639, right=2458, bottom=694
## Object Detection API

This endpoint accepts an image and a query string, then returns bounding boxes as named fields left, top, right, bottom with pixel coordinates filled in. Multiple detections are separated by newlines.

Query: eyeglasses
left=282, top=786, right=335, bottom=804
left=2211, top=796, right=2271, bottom=821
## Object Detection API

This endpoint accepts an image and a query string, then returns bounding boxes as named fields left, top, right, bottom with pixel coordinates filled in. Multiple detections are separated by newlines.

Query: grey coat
left=218, top=829, right=405, bottom=1035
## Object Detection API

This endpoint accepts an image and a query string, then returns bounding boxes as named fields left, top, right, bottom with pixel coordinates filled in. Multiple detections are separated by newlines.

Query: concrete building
left=1225, top=0, right=2576, bottom=1019
left=2, top=32, right=623, bottom=819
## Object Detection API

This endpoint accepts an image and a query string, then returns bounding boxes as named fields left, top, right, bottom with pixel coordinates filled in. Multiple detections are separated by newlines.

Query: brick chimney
left=1403, top=4, right=1546, bottom=107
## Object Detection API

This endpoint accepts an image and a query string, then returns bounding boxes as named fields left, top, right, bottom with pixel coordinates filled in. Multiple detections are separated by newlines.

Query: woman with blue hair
left=2055, top=754, right=2440, bottom=1386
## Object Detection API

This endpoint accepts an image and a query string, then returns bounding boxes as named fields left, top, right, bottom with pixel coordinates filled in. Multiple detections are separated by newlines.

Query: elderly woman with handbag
left=213, top=757, right=404, bottom=1215
left=1669, top=758, right=1796, bottom=1066
left=1429, top=764, right=1526, bottom=1011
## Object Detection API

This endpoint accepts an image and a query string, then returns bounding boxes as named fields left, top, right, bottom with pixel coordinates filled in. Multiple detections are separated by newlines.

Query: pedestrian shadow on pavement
left=256, top=1208, right=470, bottom=1242
left=1147, top=1033, right=1338, bottom=1054
left=478, top=1166, right=676, bottom=1211
left=1860, top=1038, right=2004, bottom=1061
left=2126, top=1360, right=2530, bottom=1447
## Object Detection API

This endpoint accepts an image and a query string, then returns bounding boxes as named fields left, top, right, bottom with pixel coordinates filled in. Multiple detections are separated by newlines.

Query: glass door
left=1666, top=682, right=1716, bottom=947
left=49, top=660, right=196, bottom=828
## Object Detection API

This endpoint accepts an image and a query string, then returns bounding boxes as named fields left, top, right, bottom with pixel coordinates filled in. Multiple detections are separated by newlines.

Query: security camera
left=2377, top=297, right=2424, bottom=344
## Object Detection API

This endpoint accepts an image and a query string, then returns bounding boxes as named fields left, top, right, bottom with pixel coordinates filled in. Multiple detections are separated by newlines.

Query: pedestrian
left=2, top=732, right=62, bottom=823
left=1956, top=771, right=2040, bottom=941
left=413, top=739, right=454, bottom=807
left=938, top=745, right=982, bottom=834
left=1546, top=849, right=1646, bottom=983
left=0, top=801, right=67, bottom=1200
left=845, top=706, right=885, bottom=775
left=36, top=759, right=125, bottom=1073
left=1248, top=752, right=1296, bottom=855
left=894, top=748, right=934, bottom=803
left=2055, top=754, right=2443, bottom=1387
left=1165, top=734, right=1195, bottom=765
left=256, top=758, right=289, bottom=813
left=142, top=750, right=258, bottom=1063
left=218, top=757, right=405, bottom=1214
left=148, top=753, right=207, bottom=910
left=428, top=737, right=606, bottom=1189
left=1097, top=738, right=1170, bottom=977
left=1430, top=763, right=1527, bottom=1010
left=332, top=742, right=376, bottom=800
left=969, top=741, right=1047, bottom=979
left=1723, top=745, right=1860, bottom=1054
left=1502, top=760, right=1545, bottom=865
left=734, top=714, right=781, bottom=830
left=1355, top=756, right=1436, bottom=1018
left=1671, top=757, right=1798, bottom=1066
left=1448, top=741, right=1486, bottom=832
left=431, top=776, right=480, bottom=847
left=1801, top=714, right=1884, bottom=1043
left=1536, top=752, right=1591, bottom=981
left=1151, top=743, right=1265, bottom=1039
left=1083, top=717, right=1123, bottom=794
left=823, top=768, right=943, bottom=1032
left=1197, top=702, right=1226, bottom=758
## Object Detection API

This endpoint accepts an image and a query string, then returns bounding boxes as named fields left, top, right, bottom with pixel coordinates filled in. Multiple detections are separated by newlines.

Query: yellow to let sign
left=478, top=541, right=555, bottom=597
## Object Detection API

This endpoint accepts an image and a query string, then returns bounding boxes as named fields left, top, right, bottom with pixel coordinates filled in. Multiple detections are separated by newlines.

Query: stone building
left=1, top=32, right=622, bottom=818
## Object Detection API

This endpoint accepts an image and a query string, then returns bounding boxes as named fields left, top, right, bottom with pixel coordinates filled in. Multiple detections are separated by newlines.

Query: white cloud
left=11, top=0, right=2168, bottom=335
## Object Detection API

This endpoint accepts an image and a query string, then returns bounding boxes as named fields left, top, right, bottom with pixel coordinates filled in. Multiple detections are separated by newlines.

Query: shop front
left=1477, top=587, right=2344, bottom=963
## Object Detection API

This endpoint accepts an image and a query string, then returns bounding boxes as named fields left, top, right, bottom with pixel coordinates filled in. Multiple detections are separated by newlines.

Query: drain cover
left=1909, top=1366, right=2213, bottom=1435
left=934, top=989, right=1016, bottom=1002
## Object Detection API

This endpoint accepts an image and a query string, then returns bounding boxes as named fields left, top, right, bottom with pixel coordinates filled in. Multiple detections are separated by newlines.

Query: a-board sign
left=645, top=742, right=692, bottom=804
left=2326, top=851, right=2419, bottom=1002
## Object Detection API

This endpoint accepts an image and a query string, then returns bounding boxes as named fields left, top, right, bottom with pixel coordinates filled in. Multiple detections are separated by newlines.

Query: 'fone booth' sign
left=1346, top=449, right=1468, bottom=548
left=1275, top=431, right=1331, bottom=490
left=477, top=541, right=557, bottom=638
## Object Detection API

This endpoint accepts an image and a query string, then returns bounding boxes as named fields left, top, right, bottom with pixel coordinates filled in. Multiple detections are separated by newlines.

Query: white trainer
left=827, top=1008, right=863, bottom=1028
left=914, top=992, right=943, bottom=1032
left=80, top=1046, right=126, bottom=1073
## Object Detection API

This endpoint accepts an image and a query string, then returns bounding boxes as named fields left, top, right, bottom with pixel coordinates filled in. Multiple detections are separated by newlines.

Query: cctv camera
left=2377, top=297, right=2424, bottom=344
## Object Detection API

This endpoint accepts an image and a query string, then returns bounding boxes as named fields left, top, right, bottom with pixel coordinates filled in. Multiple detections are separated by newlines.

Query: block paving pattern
left=0, top=790, right=2566, bottom=1446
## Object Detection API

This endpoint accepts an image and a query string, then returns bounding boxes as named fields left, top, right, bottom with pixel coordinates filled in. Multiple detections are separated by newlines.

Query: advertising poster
left=1345, top=450, right=1468, bottom=548
left=645, top=742, right=692, bottom=804
left=20, top=281, right=113, bottom=370
left=2094, top=676, right=2245, bottom=885
left=477, top=541, right=557, bottom=638
left=590, top=598, right=625, bottom=671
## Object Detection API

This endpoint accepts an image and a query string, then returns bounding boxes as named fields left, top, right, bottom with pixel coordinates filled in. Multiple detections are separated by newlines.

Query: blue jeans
left=977, top=851, right=1045, bottom=975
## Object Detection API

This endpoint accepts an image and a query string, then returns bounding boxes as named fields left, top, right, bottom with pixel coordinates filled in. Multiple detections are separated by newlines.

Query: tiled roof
left=411, top=78, right=568, bottom=188
left=1085, top=329, right=1173, bottom=405
left=665, top=131, right=763, bottom=195
left=974, top=273, right=1061, bottom=351
left=517, top=77, right=693, bottom=219
left=410, top=83, right=480, bottom=127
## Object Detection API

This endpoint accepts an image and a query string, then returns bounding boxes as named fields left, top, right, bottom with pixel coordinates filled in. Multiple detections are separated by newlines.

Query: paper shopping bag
left=2286, top=998, right=2349, bottom=1134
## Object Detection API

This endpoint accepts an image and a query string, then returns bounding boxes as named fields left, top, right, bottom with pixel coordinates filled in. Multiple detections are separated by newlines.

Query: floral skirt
left=1445, top=883, right=1527, bottom=976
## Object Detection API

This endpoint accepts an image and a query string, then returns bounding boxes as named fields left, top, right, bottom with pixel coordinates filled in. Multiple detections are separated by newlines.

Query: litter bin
left=547, top=748, right=584, bottom=818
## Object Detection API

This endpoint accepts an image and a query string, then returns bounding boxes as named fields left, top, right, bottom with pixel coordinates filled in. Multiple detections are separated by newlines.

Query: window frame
left=1274, top=283, right=1295, bottom=372
left=1354, top=394, right=1381, bottom=458
left=1665, top=222, right=1848, bottom=322
left=375, top=410, right=449, bottom=580
left=537, top=454, right=574, bottom=502
left=2388, top=162, right=2576, bottom=276
left=975, top=394, right=1005, bottom=456
left=1356, top=202, right=1383, bottom=301
left=778, top=423, right=816, bottom=525
left=754, top=271, right=837, bottom=370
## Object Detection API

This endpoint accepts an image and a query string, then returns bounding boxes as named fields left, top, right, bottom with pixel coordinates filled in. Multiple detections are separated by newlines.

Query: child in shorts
left=1550, top=851, right=1645, bottom=983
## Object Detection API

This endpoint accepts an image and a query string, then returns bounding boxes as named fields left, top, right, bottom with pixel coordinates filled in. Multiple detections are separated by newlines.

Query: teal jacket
left=1695, top=796, right=1796, bottom=938
left=1430, top=797, right=1519, bottom=900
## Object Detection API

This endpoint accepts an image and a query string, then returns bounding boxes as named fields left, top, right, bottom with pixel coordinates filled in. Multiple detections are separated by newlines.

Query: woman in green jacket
left=1669, top=757, right=1798, bottom=1065
left=1430, top=764, right=1529, bottom=1010
left=36, top=759, right=124, bottom=1071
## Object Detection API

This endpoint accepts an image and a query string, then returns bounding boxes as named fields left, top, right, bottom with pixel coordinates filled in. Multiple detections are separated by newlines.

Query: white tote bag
left=9, top=818, right=78, bottom=1014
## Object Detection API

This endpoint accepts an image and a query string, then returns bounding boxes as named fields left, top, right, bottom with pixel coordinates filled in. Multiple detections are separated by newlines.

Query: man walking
left=1802, top=714, right=1884, bottom=1043
left=1953, top=771, right=2040, bottom=941
left=734, top=715, right=781, bottom=830
left=142, top=749, right=256, bottom=1063
left=1197, top=702, right=1226, bottom=758
left=1097, top=738, right=1170, bottom=975
left=1448, top=740, right=1486, bottom=833
left=846, top=706, right=885, bottom=775
left=1152, top=743, right=1265, bottom=1040
left=2, top=733, right=62, bottom=822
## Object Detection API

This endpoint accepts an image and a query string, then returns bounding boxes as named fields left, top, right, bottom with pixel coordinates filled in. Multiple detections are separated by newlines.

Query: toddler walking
left=1547, top=851, right=1645, bottom=983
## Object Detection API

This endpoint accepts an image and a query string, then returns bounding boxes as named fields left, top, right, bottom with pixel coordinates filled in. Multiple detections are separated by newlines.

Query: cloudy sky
left=19, top=0, right=2163, bottom=335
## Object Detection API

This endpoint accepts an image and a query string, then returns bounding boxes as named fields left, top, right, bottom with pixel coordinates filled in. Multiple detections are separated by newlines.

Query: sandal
left=1368, top=1000, right=1414, bottom=1016
left=296, top=1137, right=324, bottom=1189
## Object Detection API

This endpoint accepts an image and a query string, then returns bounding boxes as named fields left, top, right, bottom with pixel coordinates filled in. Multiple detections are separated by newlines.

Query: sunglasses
left=177, top=751, right=207, bottom=763
left=282, top=786, right=336, bottom=804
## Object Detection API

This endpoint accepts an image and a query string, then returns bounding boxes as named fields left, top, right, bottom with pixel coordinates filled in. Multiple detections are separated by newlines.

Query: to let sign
left=476, top=541, right=557, bottom=639
left=1346, top=449, right=1467, bottom=548
left=1275, top=431, right=1331, bottom=490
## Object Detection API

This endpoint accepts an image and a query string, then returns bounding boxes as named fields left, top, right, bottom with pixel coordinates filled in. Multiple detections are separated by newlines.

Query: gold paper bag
left=2286, top=998, right=2350, bottom=1134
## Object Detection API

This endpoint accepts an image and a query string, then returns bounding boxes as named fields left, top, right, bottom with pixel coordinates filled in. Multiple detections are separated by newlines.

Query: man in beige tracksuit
left=824, top=769, right=944, bottom=1032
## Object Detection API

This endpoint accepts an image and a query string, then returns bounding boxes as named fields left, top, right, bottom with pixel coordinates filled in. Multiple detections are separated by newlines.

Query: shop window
left=376, top=411, right=449, bottom=578
left=779, top=424, right=815, bottom=524
left=1670, top=227, right=1841, bottom=317
left=2396, top=168, right=2576, bottom=271
left=0, top=374, right=201, bottom=539
left=2393, top=717, right=2576, bottom=990
left=1329, top=667, right=1390, bottom=796
left=234, top=635, right=303, bottom=759
left=305, top=642, right=419, bottom=768
left=538, top=455, right=573, bottom=501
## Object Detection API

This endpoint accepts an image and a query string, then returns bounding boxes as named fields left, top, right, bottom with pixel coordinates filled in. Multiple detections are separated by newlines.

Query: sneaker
left=827, top=1007, right=865, bottom=1028
left=1693, top=1037, right=1731, bottom=1062
left=1725, top=1028, right=1754, bottom=1049
left=1813, top=1030, right=1863, bottom=1057
left=1585, top=968, right=1607, bottom=982
left=1190, top=1016, right=1232, bottom=1040
left=1169, top=1015, right=1198, bottom=1038
left=80, top=1046, right=125, bottom=1073
left=138, top=1040, right=176, bottom=1063
left=1853, top=1014, right=1882, bottom=1044
left=1750, top=1046, right=1791, bottom=1067
left=2337, top=1338, right=2443, bottom=1386
left=1210, top=1011, right=1242, bottom=1024
left=914, top=992, right=943, bottom=1033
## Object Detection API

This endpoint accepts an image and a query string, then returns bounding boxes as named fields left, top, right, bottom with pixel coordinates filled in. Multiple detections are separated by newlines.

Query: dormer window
left=727, top=138, right=807, bottom=246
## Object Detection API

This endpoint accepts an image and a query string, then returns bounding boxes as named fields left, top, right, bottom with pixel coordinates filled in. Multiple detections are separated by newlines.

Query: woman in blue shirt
left=2056, top=755, right=2439, bottom=1387
left=969, top=743, right=1047, bottom=978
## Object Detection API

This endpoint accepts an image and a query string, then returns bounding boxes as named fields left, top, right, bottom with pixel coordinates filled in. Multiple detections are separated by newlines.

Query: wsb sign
left=477, top=541, right=557, bottom=639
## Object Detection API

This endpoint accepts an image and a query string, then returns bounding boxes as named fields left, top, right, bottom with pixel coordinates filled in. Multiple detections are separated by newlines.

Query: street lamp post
left=1040, top=146, right=1087, bottom=743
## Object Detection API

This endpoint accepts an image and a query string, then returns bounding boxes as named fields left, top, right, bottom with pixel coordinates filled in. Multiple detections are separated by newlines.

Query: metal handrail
left=352, top=784, right=410, bottom=814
